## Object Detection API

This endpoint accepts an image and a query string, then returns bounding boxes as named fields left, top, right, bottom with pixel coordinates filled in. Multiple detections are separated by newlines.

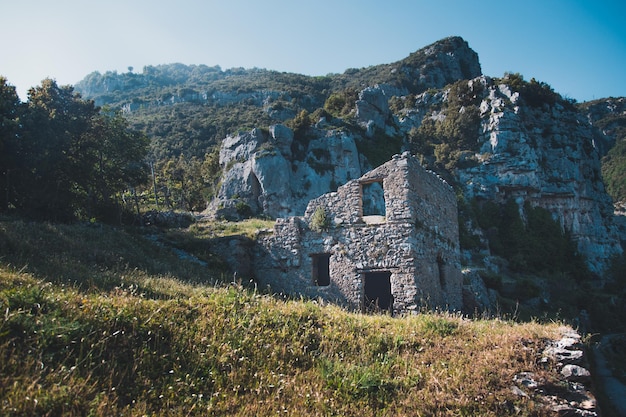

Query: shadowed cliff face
left=444, top=78, right=621, bottom=275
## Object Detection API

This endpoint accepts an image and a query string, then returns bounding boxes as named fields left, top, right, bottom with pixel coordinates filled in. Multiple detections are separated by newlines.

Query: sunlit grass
left=188, top=218, right=275, bottom=239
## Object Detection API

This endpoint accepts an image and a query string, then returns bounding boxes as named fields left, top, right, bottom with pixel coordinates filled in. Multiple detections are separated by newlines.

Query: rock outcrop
left=211, top=125, right=364, bottom=220
left=454, top=78, right=621, bottom=275
left=212, top=75, right=622, bottom=275
left=393, top=76, right=621, bottom=274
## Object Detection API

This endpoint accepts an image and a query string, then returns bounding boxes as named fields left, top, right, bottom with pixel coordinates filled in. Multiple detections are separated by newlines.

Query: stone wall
left=255, top=152, right=463, bottom=314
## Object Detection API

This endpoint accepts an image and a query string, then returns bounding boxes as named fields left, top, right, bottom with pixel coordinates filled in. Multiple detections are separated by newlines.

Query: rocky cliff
left=74, top=36, right=623, bottom=277
left=402, top=76, right=622, bottom=275
left=211, top=71, right=623, bottom=276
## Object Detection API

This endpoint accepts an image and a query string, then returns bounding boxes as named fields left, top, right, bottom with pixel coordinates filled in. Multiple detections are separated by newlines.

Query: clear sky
left=2, top=0, right=625, bottom=103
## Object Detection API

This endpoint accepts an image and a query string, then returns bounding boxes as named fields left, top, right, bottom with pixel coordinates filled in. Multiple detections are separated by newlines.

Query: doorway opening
left=311, top=253, right=331, bottom=286
left=363, top=271, right=392, bottom=313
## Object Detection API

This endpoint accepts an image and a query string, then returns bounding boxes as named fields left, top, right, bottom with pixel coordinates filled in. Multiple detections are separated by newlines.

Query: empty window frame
left=361, top=180, right=386, bottom=217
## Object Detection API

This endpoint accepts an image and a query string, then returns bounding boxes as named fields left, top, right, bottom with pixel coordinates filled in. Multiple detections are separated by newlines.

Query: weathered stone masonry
left=254, top=152, right=463, bottom=314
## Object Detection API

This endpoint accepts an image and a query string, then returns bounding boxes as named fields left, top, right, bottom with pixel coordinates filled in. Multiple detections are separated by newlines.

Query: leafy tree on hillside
left=470, top=198, right=587, bottom=277
left=407, top=80, right=482, bottom=173
left=79, top=110, right=149, bottom=220
left=602, top=139, right=626, bottom=203
left=498, top=73, right=574, bottom=110
left=15, top=79, right=98, bottom=220
left=0, top=77, right=21, bottom=211
left=4, top=78, right=148, bottom=222
left=153, top=150, right=220, bottom=212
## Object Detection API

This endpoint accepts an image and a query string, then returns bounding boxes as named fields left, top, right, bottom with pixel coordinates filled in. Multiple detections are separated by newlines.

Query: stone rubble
left=512, top=328, right=598, bottom=416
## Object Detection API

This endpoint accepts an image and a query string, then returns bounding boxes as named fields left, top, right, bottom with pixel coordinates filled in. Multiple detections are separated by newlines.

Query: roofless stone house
left=254, top=152, right=463, bottom=314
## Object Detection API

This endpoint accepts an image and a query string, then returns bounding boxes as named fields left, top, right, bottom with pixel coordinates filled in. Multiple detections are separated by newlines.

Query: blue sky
left=2, top=0, right=625, bottom=102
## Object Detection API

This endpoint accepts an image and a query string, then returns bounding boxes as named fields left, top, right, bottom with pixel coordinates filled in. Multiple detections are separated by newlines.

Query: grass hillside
left=1, top=217, right=574, bottom=416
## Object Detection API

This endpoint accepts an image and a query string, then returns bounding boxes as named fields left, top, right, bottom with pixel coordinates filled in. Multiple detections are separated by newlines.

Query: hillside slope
left=0, top=218, right=597, bottom=416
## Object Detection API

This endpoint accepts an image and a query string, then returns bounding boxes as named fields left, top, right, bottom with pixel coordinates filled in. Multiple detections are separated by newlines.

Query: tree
left=157, top=154, right=207, bottom=212
left=78, top=110, right=149, bottom=220
left=12, top=79, right=148, bottom=222
left=201, top=149, right=221, bottom=202
left=14, top=79, right=98, bottom=220
left=0, top=77, right=21, bottom=211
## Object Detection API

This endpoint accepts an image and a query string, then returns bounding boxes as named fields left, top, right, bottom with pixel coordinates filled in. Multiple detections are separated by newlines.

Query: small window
left=312, top=253, right=331, bottom=286
left=362, top=181, right=386, bottom=217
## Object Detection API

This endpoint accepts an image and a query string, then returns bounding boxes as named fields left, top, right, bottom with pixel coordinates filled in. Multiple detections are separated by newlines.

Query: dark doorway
left=312, top=253, right=331, bottom=286
left=437, top=254, right=447, bottom=292
left=364, top=271, right=392, bottom=312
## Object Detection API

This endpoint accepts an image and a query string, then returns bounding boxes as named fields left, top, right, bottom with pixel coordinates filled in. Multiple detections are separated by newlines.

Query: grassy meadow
left=0, top=217, right=569, bottom=416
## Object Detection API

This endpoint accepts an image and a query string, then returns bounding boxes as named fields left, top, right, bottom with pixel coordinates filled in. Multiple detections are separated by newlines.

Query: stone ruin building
left=254, top=152, right=463, bottom=314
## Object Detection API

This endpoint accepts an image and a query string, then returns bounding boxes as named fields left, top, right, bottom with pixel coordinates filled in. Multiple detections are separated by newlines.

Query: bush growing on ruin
left=310, top=206, right=330, bottom=232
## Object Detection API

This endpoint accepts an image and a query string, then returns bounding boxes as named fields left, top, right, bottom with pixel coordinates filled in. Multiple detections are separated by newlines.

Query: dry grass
left=0, top=217, right=566, bottom=416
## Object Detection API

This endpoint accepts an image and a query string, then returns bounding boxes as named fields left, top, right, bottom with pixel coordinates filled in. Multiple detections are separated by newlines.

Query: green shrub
left=310, top=206, right=330, bottom=232
left=468, top=198, right=588, bottom=278
left=421, top=316, right=458, bottom=337
left=602, top=138, right=626, bottom=202
left=355, top=130, right=403, bottom=168
left=235, top=201, right=252, bottom=218
left=479, top=271, right=503, bottom=291
left=516, top=277, right=541, bottom=300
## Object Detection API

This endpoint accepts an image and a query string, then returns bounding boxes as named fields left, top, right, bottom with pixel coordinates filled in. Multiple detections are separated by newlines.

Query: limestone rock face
left=207, top=48, right=621, bottom=276
left=211, top=125, right=364, bottom=219
left=395, top=77, right=623, bottom=274
left=211, top=75, right=623, bottom=274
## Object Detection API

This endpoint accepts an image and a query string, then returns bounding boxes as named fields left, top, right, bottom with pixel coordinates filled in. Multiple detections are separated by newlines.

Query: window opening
left=437, top=254, right=447, bottom=292
left=362, top=180, right=385, bottom=217
left=312, top=253, right=331, bottom=286
left=363, top=271, right=392, bottom=313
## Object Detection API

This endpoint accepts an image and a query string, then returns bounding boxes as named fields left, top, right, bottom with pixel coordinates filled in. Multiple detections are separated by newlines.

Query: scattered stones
left=543, top=332, right=585, bottom=365
left=561, top=365, right=592, bottom=383
left=512, top=328, right=597, bottom=416
left=513, top=372, right=539, bottom=389
left=511, top=385, right=529, bottom=398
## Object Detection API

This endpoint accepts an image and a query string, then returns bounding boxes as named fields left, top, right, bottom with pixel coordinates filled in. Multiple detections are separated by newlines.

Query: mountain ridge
left=76, top=36, right=481, bottom=106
